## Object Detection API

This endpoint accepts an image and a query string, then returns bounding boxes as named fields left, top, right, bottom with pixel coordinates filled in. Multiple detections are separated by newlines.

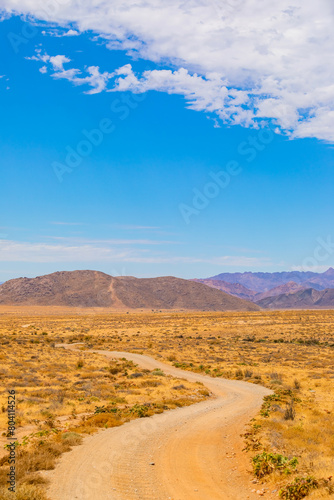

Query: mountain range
left=257, top=287, right=334, bottom=309
left=207, top=268, right=334, bottom=292
left=1, top=268, right=334, bottom=311
left=0, top=270, right=259, bottom=311
left=193, top=268, right=334, bottom=309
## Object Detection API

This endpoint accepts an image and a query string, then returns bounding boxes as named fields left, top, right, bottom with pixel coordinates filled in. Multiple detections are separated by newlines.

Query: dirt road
left=47, top=345, right=273, bottom=500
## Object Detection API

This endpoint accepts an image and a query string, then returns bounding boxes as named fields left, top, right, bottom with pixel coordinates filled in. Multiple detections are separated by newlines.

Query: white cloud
left=0, top=239, right=270, bottom=266
left=0, top=239, right=137, bottom=263
left=49, top=54, right=70, bottom=71
left=291, top=264, right=333, bottom=272
left=43, top=28, right=79, bottom=37
left=65, top=29, right=79, bottom=36
left=29, top=50, right=113, bottom=94
left=4, top=0, right=334, bottom=140
left=109, top=66, right=254, bottom=126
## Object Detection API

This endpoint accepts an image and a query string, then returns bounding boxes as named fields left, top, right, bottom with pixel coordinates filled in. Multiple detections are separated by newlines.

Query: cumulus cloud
left=3, top=0, right=334, bottom=140
left=110, top=66, right=255, bottom=126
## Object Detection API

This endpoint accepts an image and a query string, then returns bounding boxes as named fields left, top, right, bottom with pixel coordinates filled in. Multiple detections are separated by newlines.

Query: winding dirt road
left=47, top=345, right=273, bottom=500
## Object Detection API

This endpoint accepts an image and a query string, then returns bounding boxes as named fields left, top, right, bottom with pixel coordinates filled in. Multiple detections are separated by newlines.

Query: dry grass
left=0, top=307, right=333, bottom=498
left=0, top=484, right=49, bottom=500
left=0, top=311, right=208, bottom=496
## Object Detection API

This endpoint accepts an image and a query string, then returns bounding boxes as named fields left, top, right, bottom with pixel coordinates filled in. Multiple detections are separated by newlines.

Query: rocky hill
left=191, top=279, right=257, bottom=301
left=256, top=287, right=334, bottom=309
left=0, top=271, right=260, bottom=311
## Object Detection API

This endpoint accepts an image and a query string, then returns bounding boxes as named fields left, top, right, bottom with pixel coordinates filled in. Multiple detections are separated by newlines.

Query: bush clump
left=252, top=452, right=298, bottom=478
left=279, top=476, right=319, bottom=499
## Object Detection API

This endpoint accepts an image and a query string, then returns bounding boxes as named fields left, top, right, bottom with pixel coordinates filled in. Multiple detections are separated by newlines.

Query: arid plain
left=0, top=307, right=333, bottom=499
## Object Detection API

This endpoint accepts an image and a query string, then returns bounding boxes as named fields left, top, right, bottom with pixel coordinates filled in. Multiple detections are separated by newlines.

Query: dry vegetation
left=0, top=309, right=208, bottom=499
left=0, top=306, right=334, bottom=499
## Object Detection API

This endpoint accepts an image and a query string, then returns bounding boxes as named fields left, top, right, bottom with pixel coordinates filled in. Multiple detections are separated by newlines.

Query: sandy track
left=47, top=345, right=273, bottom=500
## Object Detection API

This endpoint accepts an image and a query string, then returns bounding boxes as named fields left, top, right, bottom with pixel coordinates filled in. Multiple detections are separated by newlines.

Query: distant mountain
left=0, top=270, right=260, bottom=311
left=204, top=268, right=334, bottom=293
left=303, top=267, right=334, bottom=289
left=257, top=287, right=334, bottom=309
left=191, top=279, right=257, bottom=301
left=255, top=281, right=308, bottom=301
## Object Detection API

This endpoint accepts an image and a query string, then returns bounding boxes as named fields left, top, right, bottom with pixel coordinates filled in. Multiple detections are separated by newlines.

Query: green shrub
left=129, top=404, right=149, bottom=418
left=94, top=405, right=118, bottom=414
left=252, top=452, right=298, bottom=478
left=279, top=476, right=318, bottom=499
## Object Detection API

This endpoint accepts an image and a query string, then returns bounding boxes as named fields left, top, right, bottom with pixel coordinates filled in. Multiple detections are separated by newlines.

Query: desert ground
left=0, top=307, right=333, bottom=499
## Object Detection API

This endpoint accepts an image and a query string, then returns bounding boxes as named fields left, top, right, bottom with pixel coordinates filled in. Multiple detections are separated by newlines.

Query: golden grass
left=0, top=311, right=208, bottom=497
left=0, top=307, right=333, bottom=498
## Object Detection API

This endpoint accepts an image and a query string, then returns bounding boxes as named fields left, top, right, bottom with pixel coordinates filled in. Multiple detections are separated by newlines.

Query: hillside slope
left=255, top=281, right=307, bottom=301
left=191, top=278, right=257, bottom=301
left=0, top=271, right=260, bottom=311
left=257, top=287, right=334, bottom=309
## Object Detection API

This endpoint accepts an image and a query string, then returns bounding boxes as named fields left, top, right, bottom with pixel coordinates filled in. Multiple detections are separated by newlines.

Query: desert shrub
left=242, top=424, right=262, bottom=451
left=260, top=393, right=282, bottom=417
left=235, top=368, right=243, bottom=378
left=85, top=413, right=122, bottom=428
left=252, top=452, right=298, bottom=478
left=128, top=372, right=143, bottom=378
left=279, top=476, right=319, bottom=499
left=61, top=432, right=83, bottom=446
left=163, top=398, right=191, bottom=408
left=152, top=368, right=165, bottom=377
left=56, top=390, right=67, bottom=404
left=108, top=365, right=122, bottom=375
left=94, top=405, right=118, bottom=415
left=76, top=359, right=84, bottom=369
left=0, top=441, right=71, bottom=490
left=129, top=404, right=149, bottom=418
left=293, top=379, right=301, bottom=390
left=284, top=402, right=296, bottom=421
left=140, top=380, right=162, bottom=387
left=244, top=369, right=253, bottom=378
left=19, top=473, right=48, bottom=486
left=16, top=442, right=70, bottom=475
left=270, top=372, right=283, bottom=381
left=43, top=413, right=56, bottom=429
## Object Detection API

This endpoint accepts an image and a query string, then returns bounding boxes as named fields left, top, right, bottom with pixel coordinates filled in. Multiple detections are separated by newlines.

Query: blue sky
left=0, top=6, right=334, bottom=281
